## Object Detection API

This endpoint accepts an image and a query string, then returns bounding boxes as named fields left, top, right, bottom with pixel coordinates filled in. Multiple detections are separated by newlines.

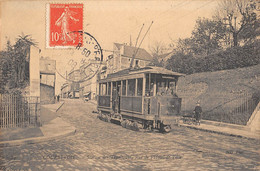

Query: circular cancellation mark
left=56, top=31, right=103, bottom=83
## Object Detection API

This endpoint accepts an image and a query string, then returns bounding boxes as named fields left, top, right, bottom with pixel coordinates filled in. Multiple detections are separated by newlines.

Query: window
left=108, top=82, right=111, bottom=95
left=127, top=79, right=135, bottom=96
left=168, top=81, right=176, bottom=95
left=169, top=81, right=176, bottom=89
left=137, top=78, right=143, bottom=96
left=99, top=83, right=102, bottom=95
left=99, top=83, right=107, bottom=95
left=156, top=79, right=177, bottom=96
left=122, top=80, right=126, bottom=96
left=156, top=79, right=166, bottom=96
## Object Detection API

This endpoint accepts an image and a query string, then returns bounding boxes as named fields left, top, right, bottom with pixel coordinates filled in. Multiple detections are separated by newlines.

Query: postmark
left=56, top=31, right=103, bottom=83
left=46, top=3, right=83, bottom=48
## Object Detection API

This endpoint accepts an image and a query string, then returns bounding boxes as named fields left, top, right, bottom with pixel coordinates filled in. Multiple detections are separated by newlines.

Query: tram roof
left=103, top=66, right=184, bottom=81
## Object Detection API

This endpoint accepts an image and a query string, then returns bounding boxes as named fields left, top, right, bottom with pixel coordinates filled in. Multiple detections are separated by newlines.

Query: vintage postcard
left=0, top=0, right=259, bottom=170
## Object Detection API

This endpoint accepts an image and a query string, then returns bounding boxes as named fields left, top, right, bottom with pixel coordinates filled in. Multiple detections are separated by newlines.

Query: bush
left=166, top=42, right=260, bottom=74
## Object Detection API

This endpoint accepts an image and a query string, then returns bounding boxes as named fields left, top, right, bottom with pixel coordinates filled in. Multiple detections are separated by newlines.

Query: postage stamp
left=46, top=3, right=83, bottom=48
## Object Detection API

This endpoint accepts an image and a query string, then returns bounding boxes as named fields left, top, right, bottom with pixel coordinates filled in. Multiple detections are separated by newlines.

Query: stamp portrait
left=46, top=3, right=83, bottom=48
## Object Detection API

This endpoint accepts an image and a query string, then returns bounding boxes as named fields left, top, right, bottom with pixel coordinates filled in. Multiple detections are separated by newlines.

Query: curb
left=200, top=120, right=250, bottom=131
left=0, top=128, right=76, bottom=147
left=179, top=124, right=258, bottom=140
left=56, top=101, right=65, bottom=112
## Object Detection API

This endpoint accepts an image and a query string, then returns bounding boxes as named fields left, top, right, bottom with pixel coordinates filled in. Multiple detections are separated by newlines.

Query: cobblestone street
left=0, top=99, right=259, bottom=171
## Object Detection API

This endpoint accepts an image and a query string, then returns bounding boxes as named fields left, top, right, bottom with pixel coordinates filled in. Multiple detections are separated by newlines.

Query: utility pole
left=130, top=35, right=132, bottom=46
left=130, top=21, right=153, bottom=68
left=129, top=24, right=145, bottom=68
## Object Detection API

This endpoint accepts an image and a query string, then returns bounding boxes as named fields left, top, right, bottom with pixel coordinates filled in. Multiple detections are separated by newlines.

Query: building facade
left=107, top=43, right=153, bottom=74
left=61, top=83, right=69, bottom=98
left=67, top=69, right=80, bottom=98
left=79, top=60, right=106, bottom=100
left=39, top=57, right=56, bottom=104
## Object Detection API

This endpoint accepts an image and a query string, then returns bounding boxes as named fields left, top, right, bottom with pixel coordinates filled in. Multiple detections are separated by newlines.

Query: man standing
left=57, top=95, right=60, bottom=102
left=194, top=101, right=202, bottom=125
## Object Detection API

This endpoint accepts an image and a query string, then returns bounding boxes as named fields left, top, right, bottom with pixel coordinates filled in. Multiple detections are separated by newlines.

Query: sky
left=0, top=0, right=219, bottom=94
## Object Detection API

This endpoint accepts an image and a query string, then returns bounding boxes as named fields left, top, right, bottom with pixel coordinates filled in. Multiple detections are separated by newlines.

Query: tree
left=12, top=35, right=37, bottom=84
left=166, top=52, right=194, bottom=74
left=149, top=40, right=167, bottom=56
left=239, top=17, right=260, bottom=45
left=0, top=34, right=37, bottom=92
left=149, top=40, right=168, bottom=67
left=176, top=38, right=193, bottom=55
left=191, top=18, right=227, bottom=56
left=215, top=0, right=257, bottom=46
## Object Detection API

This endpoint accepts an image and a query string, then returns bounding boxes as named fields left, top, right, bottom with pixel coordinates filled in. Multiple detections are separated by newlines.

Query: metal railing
left=178, top=90, right=259, bottom=125
left=0, top=94, right=40, bottom=128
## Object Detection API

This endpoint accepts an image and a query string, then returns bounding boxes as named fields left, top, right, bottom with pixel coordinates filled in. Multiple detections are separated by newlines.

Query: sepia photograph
left=0, top=0, right=259, bottom=170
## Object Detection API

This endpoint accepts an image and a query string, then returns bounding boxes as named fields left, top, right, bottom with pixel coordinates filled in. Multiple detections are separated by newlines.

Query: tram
left=97, top=66, right=184, bottom=132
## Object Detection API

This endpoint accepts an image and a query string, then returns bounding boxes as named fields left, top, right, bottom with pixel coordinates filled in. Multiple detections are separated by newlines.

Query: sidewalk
left=179, top=119, right=260, bottom=140
left=41, top=100, right=65, bottom=113
left=0, top=101, right=76, bottom=147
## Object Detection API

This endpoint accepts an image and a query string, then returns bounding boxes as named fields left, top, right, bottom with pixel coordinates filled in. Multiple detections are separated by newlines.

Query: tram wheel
left=159, top=123, right=171, bottom=133
left=163, top=125, right=171, bottom=133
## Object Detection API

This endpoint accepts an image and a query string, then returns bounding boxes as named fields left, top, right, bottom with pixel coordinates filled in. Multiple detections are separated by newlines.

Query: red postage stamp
left=46, top=4, right=83, bottom=48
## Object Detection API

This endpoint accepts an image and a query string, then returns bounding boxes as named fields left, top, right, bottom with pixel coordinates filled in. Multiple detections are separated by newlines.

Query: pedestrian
left=57, top=95, right=60, bottom=102
left=194, top=101, right=202, bottom=125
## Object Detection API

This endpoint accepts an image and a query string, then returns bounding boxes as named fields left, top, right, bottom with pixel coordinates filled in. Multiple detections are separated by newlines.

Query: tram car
left=97, top=66, right=184, bottom=132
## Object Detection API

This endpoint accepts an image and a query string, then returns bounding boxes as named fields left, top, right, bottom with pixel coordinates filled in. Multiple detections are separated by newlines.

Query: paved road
left=0, top=99, right=259, bottom=171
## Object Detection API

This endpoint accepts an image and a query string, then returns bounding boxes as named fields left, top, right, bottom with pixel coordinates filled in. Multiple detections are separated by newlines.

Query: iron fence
left=0, top=94, right=40, bottom=128
left=177, top=89, right=259, bottom=125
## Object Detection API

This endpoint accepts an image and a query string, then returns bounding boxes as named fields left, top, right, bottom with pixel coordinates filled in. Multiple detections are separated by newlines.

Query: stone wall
left=40, top=83, right=55, bottom=104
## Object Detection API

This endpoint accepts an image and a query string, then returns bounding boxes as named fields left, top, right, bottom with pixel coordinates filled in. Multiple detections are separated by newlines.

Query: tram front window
left=156, top=80, right=166, bottom=96
left=168, top=81, right=177, bottom=96
left=156, top=79, right=176, bottom=96
left=127, top=79, right=135, bottom=96
left=122, top=80, right=126, bottom=96
left=99, top=83, right=107, bottom=95
left=137, top=78, right=143, bottom=96
left=108, top=82, right=111, bottom=95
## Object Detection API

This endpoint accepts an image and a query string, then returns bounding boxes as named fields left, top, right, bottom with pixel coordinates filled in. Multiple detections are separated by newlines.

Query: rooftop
left=106, top=66, right=185, bottom=79
left=114, top=43, right=153, bottom=61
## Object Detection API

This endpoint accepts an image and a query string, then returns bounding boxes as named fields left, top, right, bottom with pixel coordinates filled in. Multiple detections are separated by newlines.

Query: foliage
left=149, top=40, right=167, bottom=57
left=147, top=55, right=164, bottom=67
left=191, top=18, right=227, bottom=55
left=165, top=0, right=259, bottom=74
left=215, top=0, right=258, bottom=46
left=166, top=41, right=260, bottom=74
left=0, top=35, right=37, bottom=93
left=176, top=38, right=193, bottom=55
left=148, top=41, right=168, bottom=67
left=174, top=18, right=229, bottom=58
left=166, top=52, right=194, bottom=74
